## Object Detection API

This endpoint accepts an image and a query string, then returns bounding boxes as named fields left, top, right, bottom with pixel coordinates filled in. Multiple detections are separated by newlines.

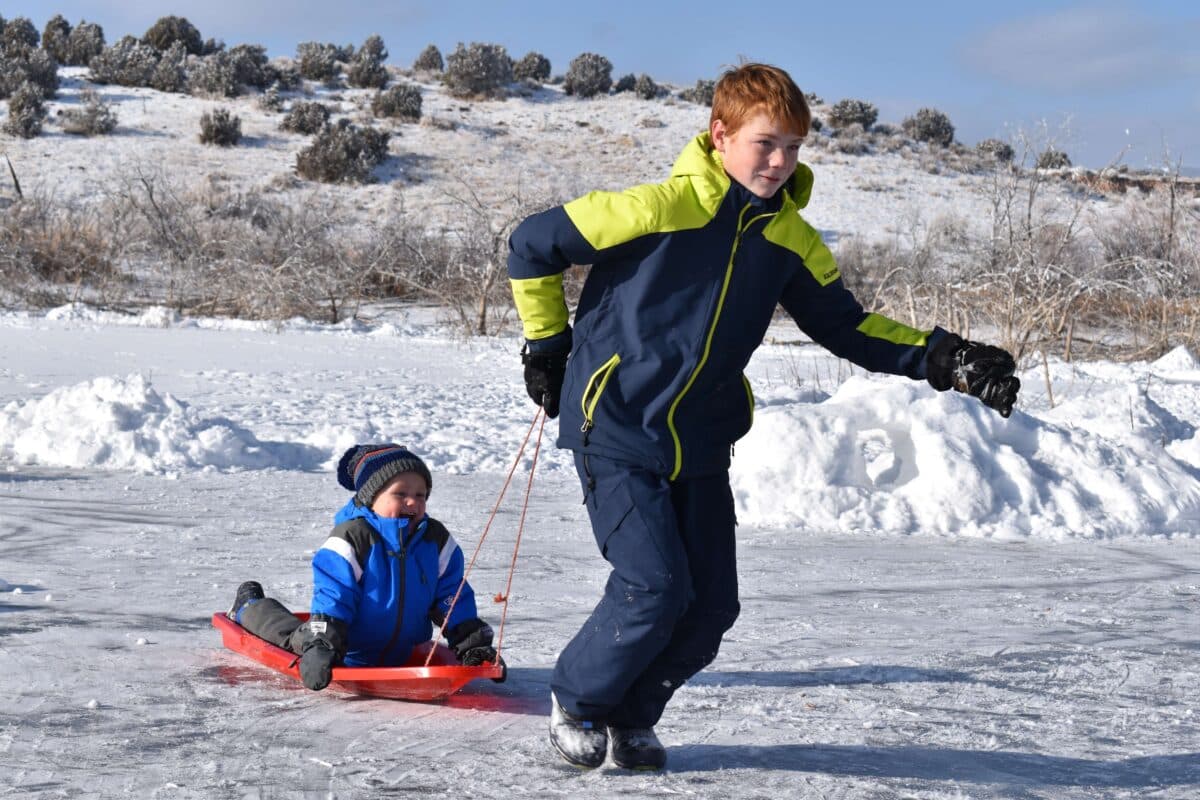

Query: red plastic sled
left=212, top=611, right=504, bottom=700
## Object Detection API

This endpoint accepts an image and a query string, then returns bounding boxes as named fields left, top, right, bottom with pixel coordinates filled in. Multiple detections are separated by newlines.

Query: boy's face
left=370, top=471, right=428, bottom=520
left=711, top=110, right=804, bottom=199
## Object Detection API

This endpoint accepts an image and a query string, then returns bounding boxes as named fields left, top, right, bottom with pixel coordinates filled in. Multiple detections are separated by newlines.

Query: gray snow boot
left=609, top=725, right=667, bottom=770
left=549, top=693, right=608, bottom=769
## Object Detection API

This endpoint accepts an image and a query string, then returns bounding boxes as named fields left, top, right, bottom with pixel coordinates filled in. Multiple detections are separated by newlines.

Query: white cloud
left=963, top=7, right=1197, bottom=93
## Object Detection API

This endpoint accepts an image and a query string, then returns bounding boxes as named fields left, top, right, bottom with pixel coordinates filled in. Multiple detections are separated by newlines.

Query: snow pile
left=731, top=376, right=1200, bottom=539
left=0, top=374, right=323, bottom=474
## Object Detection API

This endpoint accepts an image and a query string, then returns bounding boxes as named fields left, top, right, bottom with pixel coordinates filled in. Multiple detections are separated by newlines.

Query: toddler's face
left=371, top=472, right=428, bottom=520
left=711, top=110, right=803, bottom=199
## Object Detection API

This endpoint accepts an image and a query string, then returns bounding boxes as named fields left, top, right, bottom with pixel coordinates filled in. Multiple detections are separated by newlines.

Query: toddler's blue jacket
left=310, top=499, right=479, bottom=667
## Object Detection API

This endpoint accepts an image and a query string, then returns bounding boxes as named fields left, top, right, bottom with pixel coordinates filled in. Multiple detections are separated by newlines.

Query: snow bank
left=732, top=377, right=1200, bottom=539
left=0, top=374, right=324, bottom=474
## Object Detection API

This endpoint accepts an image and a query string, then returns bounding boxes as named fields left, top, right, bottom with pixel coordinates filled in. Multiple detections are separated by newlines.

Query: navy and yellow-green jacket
left=508, top=132, right=948, bottom=480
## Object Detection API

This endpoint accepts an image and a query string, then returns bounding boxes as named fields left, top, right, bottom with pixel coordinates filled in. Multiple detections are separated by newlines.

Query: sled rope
left=425, top=406, right=546, bottom=666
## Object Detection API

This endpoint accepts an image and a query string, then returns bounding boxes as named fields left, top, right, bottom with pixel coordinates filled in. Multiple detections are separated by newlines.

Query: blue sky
left=7, top=1, right=1198, bottom=170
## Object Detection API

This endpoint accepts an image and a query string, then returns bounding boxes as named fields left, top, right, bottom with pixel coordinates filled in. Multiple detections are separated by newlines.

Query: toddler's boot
left=229, top=581, right=264, bottom=623
left=549, top=693, right=608, bottom=769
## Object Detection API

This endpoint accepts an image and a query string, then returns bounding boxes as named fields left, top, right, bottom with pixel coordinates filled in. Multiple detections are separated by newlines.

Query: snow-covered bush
left=142, top=15, right=203, bottom=55
left=1, top=16, right=38, bottom=57
left=828, top=98, right=878, bottom=130
left=64, top=21, right=105, bottom=67
left=89, top=35, right=159, bottom=87
left=612, top=73, right=635, bottom=94
left=187, top=51, right=240, bottom=98
left=198, top=107, right=241, bottom=146
left=257, top=83, right=283, bottom=112
left=280, top=101, right=330, bottom=134
left=2, top=82, right=44, bottom=138
left=634, top=74, right=660, bottom=100
left=512, top=51, right=550, bottom=83
left=295, top=119, right=390, bottom=183
left=679, top=79, right=714, bottom=106
left=563, top=52, right=612, bottom=98
left=412, top=44, right=443, bottom=73
left=227, top=44, right=270, bottom=89
left=148, top=41, right=187, bottom=93
left=443, top=42, right=512, bottom=98
left=976, top=138, right=1014, bottom=164
left=1036, top=148, right=1071, bottom=169
left=902, top=107, right=955, bottom=147
left=295, top=42, right=341, bottom=83
left=41, top=15, right=71, bottom=63
left=60, top=88, right=117, bottom=135
left=372, top=83, right=421, bottom=122
left=346, top=35, right=388, bottom=89
left=0, top=47, right=59, bottom=99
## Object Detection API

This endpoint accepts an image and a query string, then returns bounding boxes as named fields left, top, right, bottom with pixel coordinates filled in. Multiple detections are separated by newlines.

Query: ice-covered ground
left=1, top=306, right=1197, bottom=799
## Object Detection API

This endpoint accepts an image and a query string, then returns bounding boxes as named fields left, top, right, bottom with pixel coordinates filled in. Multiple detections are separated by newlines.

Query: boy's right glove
left=446, top=617, right=506, bottom=681
left=295, top=614, right=347, bottom=692
left=927, top=334, right=1020, bottom=418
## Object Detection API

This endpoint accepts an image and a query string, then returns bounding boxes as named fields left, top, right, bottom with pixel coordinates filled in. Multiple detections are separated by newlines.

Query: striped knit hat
left=337, top=443, right=432, bottom=506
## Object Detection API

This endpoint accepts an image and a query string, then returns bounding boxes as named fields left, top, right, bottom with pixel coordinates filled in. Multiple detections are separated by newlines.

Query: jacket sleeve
left=309, top=519, right=374, bottom=624
left=779, top=238, right=950, bottom=379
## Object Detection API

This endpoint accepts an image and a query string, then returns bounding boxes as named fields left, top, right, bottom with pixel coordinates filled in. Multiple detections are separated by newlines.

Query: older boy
left=507, top=63, right=1017, bottom=769
left=229, top=444, right=504, bottom=691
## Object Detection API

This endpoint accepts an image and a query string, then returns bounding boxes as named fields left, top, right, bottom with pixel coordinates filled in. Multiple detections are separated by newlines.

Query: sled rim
left=211, top=612, right=503, bottom=699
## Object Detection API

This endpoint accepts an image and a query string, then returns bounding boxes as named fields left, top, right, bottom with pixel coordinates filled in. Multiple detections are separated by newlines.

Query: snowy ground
left=1, top=306, right=1198, bottom=799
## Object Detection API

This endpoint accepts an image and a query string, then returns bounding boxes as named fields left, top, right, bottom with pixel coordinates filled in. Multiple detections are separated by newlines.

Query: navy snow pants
left=552, top=452, right=741, bottom=728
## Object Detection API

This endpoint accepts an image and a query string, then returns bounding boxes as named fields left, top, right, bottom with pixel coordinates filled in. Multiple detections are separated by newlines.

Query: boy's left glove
left=927, top=334, right=1020, bottom=418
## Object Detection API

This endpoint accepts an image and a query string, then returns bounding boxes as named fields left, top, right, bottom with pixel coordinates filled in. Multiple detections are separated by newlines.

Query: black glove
left=928, top=334, right=1020, bottom=418
left=460, top=646, right=508, bottom=683
left=299, top=638, right=338, bottom=691
left=294, top=614, right=347, bottom=692
left=521, top=339, right=570, bottom=420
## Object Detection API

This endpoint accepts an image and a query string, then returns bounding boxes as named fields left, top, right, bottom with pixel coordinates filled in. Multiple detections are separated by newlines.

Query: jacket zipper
left=579, top=353, right=621, bottom=444
left=665, top=202, right=774, bottom=480
left=380, top=520, right=419, bottom=662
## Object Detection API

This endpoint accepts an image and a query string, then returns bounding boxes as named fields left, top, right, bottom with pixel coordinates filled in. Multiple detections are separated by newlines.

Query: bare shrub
left=443, top=42, right=512, bottom=98
left=563, top=52, right=612, bottom=98
left=280, top=100, right=330, bottom=134
left=412, top=44, right=443, bottom=73
left=142, top=15, right=203, bottom=55
left=902, top=107, right=954, bottom=147
left=295, top=119, right=390, bottom=183
left=512, top=51, right=550, bottom=83
left=64, top=21, right=105, bottom=67
left=60, top=88, right=118, bottom=135
left=0, top=192, right=123, bottom=307
left=372, top=83, right=421, bottom=121
left=198, top=107, right=241, bottom=146
left=2, top=82, right=44, bottom=137
left=828, top=98, right=878, bottom=130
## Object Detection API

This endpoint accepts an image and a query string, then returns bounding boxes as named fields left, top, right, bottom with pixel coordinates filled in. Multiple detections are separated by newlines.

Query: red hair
left=710, top=63, right=811, bottom=137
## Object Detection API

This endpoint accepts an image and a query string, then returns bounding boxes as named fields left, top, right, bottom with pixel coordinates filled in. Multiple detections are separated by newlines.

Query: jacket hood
left=671, top=131, right=815, bottom=210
